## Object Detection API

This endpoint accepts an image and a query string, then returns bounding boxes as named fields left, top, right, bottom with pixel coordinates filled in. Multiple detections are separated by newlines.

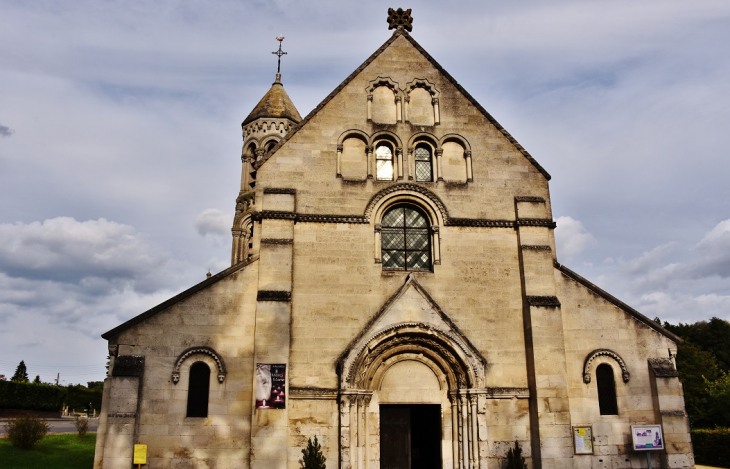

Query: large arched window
left=381, top=205, right=431, bottom=271
left=596, top=364, right=618, bottom=415
left=376, top=142, right=395, bottom=181
left=186, top=362, right=211, bottom=418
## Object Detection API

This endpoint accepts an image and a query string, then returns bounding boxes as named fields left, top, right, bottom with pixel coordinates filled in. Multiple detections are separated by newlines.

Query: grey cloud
left=0, top=217, right=169, bottom=285
left=689, top=219, right=730, bottom=279
left=0, top=124, right=13, bottom=137
left=554, top=216, right=595, bottom=261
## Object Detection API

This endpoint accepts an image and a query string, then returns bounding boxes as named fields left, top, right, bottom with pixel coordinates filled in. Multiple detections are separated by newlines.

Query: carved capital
left=366, top=145, right=374, bottom=154
left=464, top=151, right=472, bottom=158
left=435, top=149, right=444, bottom=157
left=367, top=94, right=373, bottom=102
left=431, top=225, right=439, bottom=233
left=337, top=144, right=343, bottom=152
left=396, top=148, right=403, bottom=157
left=374, top=224, right=382, bottom=233
left=432, top=97, right=439, bottom=106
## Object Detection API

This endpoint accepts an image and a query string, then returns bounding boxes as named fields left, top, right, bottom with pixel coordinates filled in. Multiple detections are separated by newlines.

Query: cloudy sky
left=1, top=0, right=729, bottom=385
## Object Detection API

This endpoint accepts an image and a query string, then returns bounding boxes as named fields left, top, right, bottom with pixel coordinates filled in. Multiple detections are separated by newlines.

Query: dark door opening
left=380, top=405, right=441, bottom=469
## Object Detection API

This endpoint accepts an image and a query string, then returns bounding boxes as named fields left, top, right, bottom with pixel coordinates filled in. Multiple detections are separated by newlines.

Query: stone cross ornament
left=387, top=8, right=413, bottom=32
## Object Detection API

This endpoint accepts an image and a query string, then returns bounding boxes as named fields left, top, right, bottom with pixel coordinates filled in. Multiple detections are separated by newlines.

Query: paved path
left=0, top=417, right=98, bottom=435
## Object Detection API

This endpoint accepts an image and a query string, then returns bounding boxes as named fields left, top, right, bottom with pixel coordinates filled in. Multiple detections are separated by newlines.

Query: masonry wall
left=96, top=262, right=259, bottom=469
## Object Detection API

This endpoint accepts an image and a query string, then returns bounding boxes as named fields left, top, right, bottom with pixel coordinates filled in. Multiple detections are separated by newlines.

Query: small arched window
left=596, top=364, right=618, bottom=415
left=381, top=205, right=431, bottom=270
left=375, top=142, right=395, bottom=181
left=414, top=144, right=433, bottom=182
left=186, top=362, right=210, bottom=418
left=265, top=140, right=277, bottom=153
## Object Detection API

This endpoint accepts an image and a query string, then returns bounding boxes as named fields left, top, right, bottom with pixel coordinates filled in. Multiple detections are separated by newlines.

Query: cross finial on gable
left=272, top=35, right=287, bottom=80
left=387, top=8, right=413, bottom=32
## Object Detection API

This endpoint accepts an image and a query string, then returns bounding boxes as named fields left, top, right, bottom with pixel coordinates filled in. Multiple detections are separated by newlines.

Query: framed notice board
left=631, top=425, right=664, bottom=451
left=572, top=425, right=594, bottom=455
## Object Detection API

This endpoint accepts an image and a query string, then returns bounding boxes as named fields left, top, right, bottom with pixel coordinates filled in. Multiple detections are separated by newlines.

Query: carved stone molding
left=516, top=218, right=557, bottom=229
left=526, top=296, right=561, bottom=308
left=583, top=349, right=630, bottom=384
left=521, top=245, right=552, bottom=252
left=289, top=387, right=339, bottom=400
left=297, top=214, right=369, bottom=224
left=257, top=290, right=291, bottom=302
left=107, top=412, right=136, bottom=419
left=252, top=210, right=296, bottom=221
left=445, top=218, right=513, bottom=228
left=363, top=183, right=449, bottom=220
left=648, top=358, right=679, bottom=378
left=260, top=238, right=293, bottom=245
left=263, top=188, right=296, bottom=195
left=515, top=196, right=546, bottom=203
left=172, top=346, right=226, bottom=384
left=112, top=356, right=145, bottom=377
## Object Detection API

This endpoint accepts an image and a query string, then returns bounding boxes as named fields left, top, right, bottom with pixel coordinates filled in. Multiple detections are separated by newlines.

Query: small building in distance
left=94, top=9, right=695, bottom=469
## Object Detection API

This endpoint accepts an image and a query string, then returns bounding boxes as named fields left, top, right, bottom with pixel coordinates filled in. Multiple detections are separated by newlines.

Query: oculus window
left=414, top=144, right=433, bottom=182
left=186, top=362, right=211, bottom=418
left=381, top=205, right=431, bottom=270
left=376, top=142, right=395, bottom=181
left=596, top=364, right=618, bottom=415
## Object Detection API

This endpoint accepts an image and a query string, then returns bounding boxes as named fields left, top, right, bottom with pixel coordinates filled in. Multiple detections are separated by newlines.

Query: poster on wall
left=631, top=425, right=664, bottom=451
left=572, top=425, right=594, bottom=454
left=255, top=363, right=286, bottom=409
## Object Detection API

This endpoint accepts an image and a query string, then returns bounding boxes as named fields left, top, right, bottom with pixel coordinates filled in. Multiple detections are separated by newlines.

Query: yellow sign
left=133, top=444, right=147, bottom=464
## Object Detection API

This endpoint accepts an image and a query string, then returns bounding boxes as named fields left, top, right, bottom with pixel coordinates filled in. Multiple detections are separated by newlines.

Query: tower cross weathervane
left=272, top=35, right=287, bottom=74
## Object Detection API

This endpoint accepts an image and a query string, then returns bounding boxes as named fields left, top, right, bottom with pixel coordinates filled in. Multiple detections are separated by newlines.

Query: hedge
left=0, top=381, right=66, bottom=411
left=0, top=381, right=103, bottom=412
left=692, top=428, right=730, bottom=467
left=66, top=385, right=103, bottom=412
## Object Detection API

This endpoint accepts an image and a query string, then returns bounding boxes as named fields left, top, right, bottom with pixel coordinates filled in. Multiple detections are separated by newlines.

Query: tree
left=33, top=375, right=41, bottom=384
left=300, top=435, right=326, bottom=469
left=705, top=372, right=730, bottom=427
left=506, top=440, right=527, bottom=469
left=11, top=360, right=29, bottom=383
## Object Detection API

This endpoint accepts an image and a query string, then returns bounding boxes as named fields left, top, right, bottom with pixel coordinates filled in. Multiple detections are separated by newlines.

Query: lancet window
left=186, top=362, right=211, bottom=418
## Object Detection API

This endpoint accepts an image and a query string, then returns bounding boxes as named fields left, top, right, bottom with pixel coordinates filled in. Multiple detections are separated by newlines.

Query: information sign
left=572, top=425, right=593, bottom=454
left=631, top=425, right=664, bottom=451
left=133, top=444, right=148, bottom=464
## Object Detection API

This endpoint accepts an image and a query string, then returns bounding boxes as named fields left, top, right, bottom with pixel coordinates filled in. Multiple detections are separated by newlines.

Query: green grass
left=0, top=433, right=96, bottom=469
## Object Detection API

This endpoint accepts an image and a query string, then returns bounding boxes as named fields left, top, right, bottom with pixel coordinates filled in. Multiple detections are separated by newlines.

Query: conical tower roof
left=242, top=73, right=302, bottom=126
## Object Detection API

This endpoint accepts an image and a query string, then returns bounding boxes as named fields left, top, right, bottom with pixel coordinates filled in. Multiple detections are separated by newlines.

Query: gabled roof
left=101, top=257, right=258, bottom=340
left=555, top=261, right=682, bottom=343
left=256, top=29, right=551, bottom=180
left=242, top=74, right=302, bottom=126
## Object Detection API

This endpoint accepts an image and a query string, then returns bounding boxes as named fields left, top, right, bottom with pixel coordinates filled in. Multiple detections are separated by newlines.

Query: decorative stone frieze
left=171, top=346, right=226, bottom=384
left=583, top=349, right=630, bottom=384
left=256, top=290, right=291, bottom=302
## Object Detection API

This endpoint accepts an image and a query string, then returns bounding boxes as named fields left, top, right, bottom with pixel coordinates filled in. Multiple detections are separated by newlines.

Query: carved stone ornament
left=583, top=349, right=630, bottom=384
left=387, top=8, right=413, bottom=32
left=172, top=346, right=227, bottom=384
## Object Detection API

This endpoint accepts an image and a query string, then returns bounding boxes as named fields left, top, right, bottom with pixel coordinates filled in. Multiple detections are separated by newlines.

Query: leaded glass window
left=415, top=144, right=432, bottom=182
left=376, top=143, right=394, bottom=181
left=381, top=205, right=431, bottom=270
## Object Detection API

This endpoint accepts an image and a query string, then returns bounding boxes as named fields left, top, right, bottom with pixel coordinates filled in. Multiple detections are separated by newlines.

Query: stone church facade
left=94, top=11, right=695, bottom=469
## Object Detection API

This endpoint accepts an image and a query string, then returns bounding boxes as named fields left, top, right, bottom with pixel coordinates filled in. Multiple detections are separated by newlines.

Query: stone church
left=94, top=9, right=695, bottom=469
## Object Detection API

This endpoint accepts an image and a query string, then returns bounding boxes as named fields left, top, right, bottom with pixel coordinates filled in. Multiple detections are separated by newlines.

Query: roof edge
left=555, top=261, right=682, bottom=343
left=255, top=29, right=551, bottom=180
left=101, top=257, right=259, bottom=340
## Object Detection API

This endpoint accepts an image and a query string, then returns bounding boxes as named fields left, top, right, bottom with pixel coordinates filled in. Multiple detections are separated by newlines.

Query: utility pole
left=56, top=373, right=59, bottom=386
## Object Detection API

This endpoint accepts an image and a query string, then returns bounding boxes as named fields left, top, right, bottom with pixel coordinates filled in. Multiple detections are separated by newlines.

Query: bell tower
left=231, top=37, right=302, bottom=265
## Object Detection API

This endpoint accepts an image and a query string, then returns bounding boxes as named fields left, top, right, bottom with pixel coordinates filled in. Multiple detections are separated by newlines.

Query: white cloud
left=555, top=216, right=595, bottom=261
left=195, top=208, right=232, bottom=239
left=690, top=218, right=730, bottom=278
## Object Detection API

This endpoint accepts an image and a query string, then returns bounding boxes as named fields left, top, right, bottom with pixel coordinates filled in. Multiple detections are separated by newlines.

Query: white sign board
left=631, top=425, right=664, bottom=451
